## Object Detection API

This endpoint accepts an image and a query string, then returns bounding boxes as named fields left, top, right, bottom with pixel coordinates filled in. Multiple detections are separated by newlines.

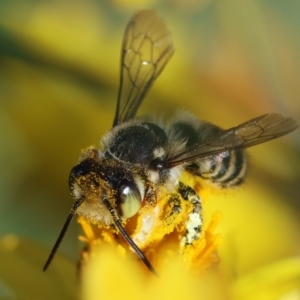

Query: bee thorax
left=103, top=121, right=168, bottom=165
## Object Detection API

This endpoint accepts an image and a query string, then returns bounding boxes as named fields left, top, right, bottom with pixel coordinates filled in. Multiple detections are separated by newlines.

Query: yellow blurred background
left=0, top=0, right=299, bottom=298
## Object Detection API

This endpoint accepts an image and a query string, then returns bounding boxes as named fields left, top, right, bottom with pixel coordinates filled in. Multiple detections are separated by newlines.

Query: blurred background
left=0, top=0, right=299, bottom=298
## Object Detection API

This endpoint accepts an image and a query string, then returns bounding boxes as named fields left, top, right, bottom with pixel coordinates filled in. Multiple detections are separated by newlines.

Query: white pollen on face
left=72, top=186, right=82, bottom=200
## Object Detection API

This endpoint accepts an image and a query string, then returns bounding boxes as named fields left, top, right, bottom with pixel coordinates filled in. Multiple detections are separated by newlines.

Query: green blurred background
left=0, top=0, right=299, bottom=298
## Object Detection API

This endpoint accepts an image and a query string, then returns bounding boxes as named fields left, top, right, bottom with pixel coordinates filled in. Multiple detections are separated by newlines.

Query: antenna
left=44, top=196, right=158, bottom=276
left=43, top=197, right=85, bottom=271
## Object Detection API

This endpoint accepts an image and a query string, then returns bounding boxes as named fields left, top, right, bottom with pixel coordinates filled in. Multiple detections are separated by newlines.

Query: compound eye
left=117, top=180, right=141, bottom=219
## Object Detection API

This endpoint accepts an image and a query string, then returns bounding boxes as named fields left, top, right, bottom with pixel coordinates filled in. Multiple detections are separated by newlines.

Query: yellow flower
left=77, top=174, right=300, bottom=300
left=77, top=173, right=224, bottom=299
left=230, top=257, right=300, bottom=300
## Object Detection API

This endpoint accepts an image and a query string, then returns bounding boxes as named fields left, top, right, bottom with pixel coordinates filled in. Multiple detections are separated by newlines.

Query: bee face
left=44, top=9, right=298, bottom=275
left=69, top=156, right=144, bottom=224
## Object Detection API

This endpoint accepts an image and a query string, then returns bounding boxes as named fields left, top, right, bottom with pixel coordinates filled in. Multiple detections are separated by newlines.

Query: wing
left=167, top=113, right=298, bottom=168
left=113, top=9, right=174, bottom=127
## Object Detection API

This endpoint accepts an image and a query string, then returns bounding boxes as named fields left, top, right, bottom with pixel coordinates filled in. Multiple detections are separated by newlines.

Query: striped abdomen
left=168, top=115, right=247, bottom=188
left=188, top=148, right=247, bottom=188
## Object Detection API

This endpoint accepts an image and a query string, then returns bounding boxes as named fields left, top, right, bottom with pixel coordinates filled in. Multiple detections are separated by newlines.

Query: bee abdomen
left=208, top=149, right=247, bottom=187
left=186, top=150, right=247, bottom=188
left=168, top=114, right=247, bottom=188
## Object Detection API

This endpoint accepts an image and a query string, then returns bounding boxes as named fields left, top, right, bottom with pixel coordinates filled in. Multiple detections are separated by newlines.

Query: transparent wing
left=113, top=9, right=174, bottom=127
left=167, top=113, right=298, bottom=167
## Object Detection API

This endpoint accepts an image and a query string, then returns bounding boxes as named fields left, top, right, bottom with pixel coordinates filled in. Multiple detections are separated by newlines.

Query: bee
left=43, top=9, right=298, bottom=276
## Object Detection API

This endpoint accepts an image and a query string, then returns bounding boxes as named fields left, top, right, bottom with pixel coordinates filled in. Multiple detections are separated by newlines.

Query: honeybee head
left=65, top=157, right=157, bottom=275
left=43, top=156, right=155, bottom=274
left=69, top=158, right=143, bottom=223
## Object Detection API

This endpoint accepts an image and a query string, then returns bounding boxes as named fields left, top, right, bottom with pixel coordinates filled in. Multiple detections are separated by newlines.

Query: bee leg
left=163, top=193, right=182, bottom=226
left=177, top=182, right=203, bottom=248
